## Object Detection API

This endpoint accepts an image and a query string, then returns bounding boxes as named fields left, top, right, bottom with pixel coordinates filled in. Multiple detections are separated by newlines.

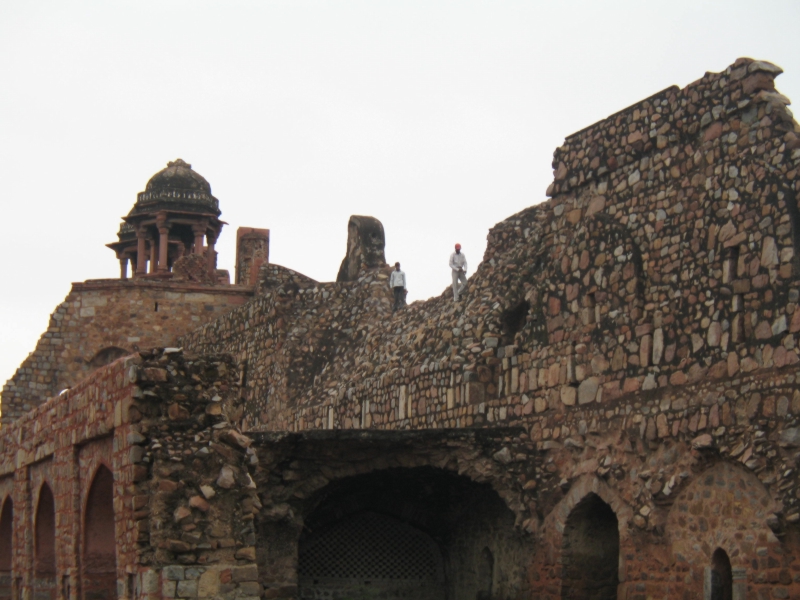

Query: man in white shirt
left=449, top=243, right=467, bottom=301
left=389, top=262, right=407, bottom=311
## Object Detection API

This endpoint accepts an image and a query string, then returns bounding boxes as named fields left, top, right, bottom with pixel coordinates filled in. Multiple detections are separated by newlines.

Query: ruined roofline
left=565, top=84, right=681, bottom=142
left=561, top=57, right=784, bottom=143
left=547, top=57, right=791, bottom=197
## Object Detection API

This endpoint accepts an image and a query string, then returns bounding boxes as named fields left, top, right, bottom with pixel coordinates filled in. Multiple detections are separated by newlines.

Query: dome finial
left=167, top=158, right=191, bottom=169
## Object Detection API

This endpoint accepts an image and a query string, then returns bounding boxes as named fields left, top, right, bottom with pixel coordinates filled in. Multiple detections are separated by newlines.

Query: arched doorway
left=83, top=466, right=116, bottom=600
left=0, top=498, right=12, bottom=600
left=295, top=467, right=526, bottom=600
left=709, top=548, right=732, bottom=600
left=35, top=484, right=57, bottom=600
left=560, top=493, right=619, bottom=600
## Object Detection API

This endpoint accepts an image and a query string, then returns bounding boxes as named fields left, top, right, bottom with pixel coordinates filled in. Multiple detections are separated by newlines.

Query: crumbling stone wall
left=2, top=57, right=800, bottom=599
left=0, top=348, right=268, bottom=600
left=181, top=264, right=396, bottom=429
left=1, top=279, right=252, bottom=424
left=176, top=58, right=800, bottom=598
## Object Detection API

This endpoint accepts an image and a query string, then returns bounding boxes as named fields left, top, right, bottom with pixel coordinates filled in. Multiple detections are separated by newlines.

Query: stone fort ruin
left=1, top=57, right=800, bottom=600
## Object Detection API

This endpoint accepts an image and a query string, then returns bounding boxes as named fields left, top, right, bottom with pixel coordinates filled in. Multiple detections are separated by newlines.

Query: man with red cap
left=449, top=243, right=468, bottom=301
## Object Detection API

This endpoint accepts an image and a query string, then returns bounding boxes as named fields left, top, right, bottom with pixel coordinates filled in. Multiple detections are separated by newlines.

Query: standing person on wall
left=389, top=262, right=407, bottom=311
left=450, top=243, right=467, bottom=302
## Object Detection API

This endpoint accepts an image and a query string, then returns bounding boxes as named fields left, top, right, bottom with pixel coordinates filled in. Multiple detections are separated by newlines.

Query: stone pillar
left=156, top=213, right=170, bottom=273
left=136, top=230, right=147, bottom=276
left=157, top=226, right=170, bottom=272
left=120, top=257, right=128, bottom=280
left=206, top=232, right=217, bottom=277
left=149, top=238, right=157, bottom=273
left=192, top=224, right=206, bottom=255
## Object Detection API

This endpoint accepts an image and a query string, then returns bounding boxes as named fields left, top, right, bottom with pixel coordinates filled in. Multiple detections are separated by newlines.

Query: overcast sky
left=1, top=0, right=799, bottom=385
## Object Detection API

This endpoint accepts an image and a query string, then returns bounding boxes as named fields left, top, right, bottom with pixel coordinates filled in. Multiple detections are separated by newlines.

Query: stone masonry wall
left=177, top=58, right=800, bottom=598
left=2, top=57, right=800, bottom=599
left=0, top=356, right=138, bottom=600
left=1, top=279, right=252, bottom=424
left=0, top=347, right=266, bottom=600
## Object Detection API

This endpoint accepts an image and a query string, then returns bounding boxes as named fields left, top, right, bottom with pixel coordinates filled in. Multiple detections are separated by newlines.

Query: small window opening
left=127, top=574, right=136, bottom=600
left=154, top=302, right=159, bottom=312
left=781, top=188, right=800, bottom=277
left=501, top=300, right=531, bottom=345
left=722, top=247, right=739, bottom=284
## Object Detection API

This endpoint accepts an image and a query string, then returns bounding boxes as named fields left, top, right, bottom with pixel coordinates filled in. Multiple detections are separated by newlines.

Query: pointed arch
left=560, top=492, right=620, bottom=600
left=707, top=548, right=732, bottom=600
left=35, top=484, right=56, bottom=575
left=0, top=497, right=12, bottom=600
left=0, top=497, right=12, bottom=570
left=35, top=483, right=57, bottom=600
left=83, top=465, right=116, bottom=600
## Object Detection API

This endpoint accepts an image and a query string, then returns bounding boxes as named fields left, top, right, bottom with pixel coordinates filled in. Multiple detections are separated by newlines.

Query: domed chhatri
left=146, top=158, right=212, bottom=193
left=130, top=158, right=220, bottom=218
left=106, top=160, right=225, bottom=280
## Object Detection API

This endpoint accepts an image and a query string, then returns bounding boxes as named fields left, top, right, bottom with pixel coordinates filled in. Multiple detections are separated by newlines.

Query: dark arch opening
left=501, top=300, right=530, bottom=345
left=35, top=484, right=57, bottom=600
left=293, top=467, right=527, bottom=600
left=0, top=498, right=12, bottom=600
left=83, top=466, right=116, bottom=600
left=88, top=347, right=129, bottom=370
left=560, top=493, right=619, bottom=600
left=710, top=548, right=732, bottom=600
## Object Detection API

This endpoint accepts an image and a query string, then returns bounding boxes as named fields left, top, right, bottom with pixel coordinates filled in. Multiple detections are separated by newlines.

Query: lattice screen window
left=299, top=511, right=444, bottom=583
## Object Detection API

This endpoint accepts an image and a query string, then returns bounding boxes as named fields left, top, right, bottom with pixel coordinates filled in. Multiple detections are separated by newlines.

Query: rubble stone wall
left=178, top=58, right=800, bottom=598
left=2, top=57, right=800, bottom=599
left=0, top=347, right=267, bottom=600
left=1, top=279, right=252, bottom=424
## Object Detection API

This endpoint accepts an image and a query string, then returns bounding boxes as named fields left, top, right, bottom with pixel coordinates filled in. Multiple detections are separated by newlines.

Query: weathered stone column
left=157, top=227, right=169, bottom=272
left=148, top=238, right=157, bottom=273
left=119, top=257, right=128, bottom=280
left=192, top=224, right=206, bottom=255
left=206, top=232, right=217, bottom=277
left=135, top=230, right=147, bottom=276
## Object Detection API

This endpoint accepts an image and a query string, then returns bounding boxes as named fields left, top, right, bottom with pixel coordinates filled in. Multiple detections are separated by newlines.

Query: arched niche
left=87, top=347, right=129, bottom=370
left=293, top=467, right=529, bottom=600
left=35, top=483, right=57, bottom=600
left=0, top=498, right=12, bottom=600
left=667, top=461, right=775, bottom=598
left=83, top=465, right=116, bottom=600
left=560, top=493, right=620, bottom=600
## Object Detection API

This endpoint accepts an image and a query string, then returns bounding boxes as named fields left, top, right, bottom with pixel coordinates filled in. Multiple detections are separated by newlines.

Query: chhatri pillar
left=192, top=223, right=208, bottom=255
left=149, top=237, right=157, bottom=273
left=136, top=228, right=148, bottom=275
left=156, top=212, right=170, bottom=272
left=206, top=231, right=217, bottom=276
